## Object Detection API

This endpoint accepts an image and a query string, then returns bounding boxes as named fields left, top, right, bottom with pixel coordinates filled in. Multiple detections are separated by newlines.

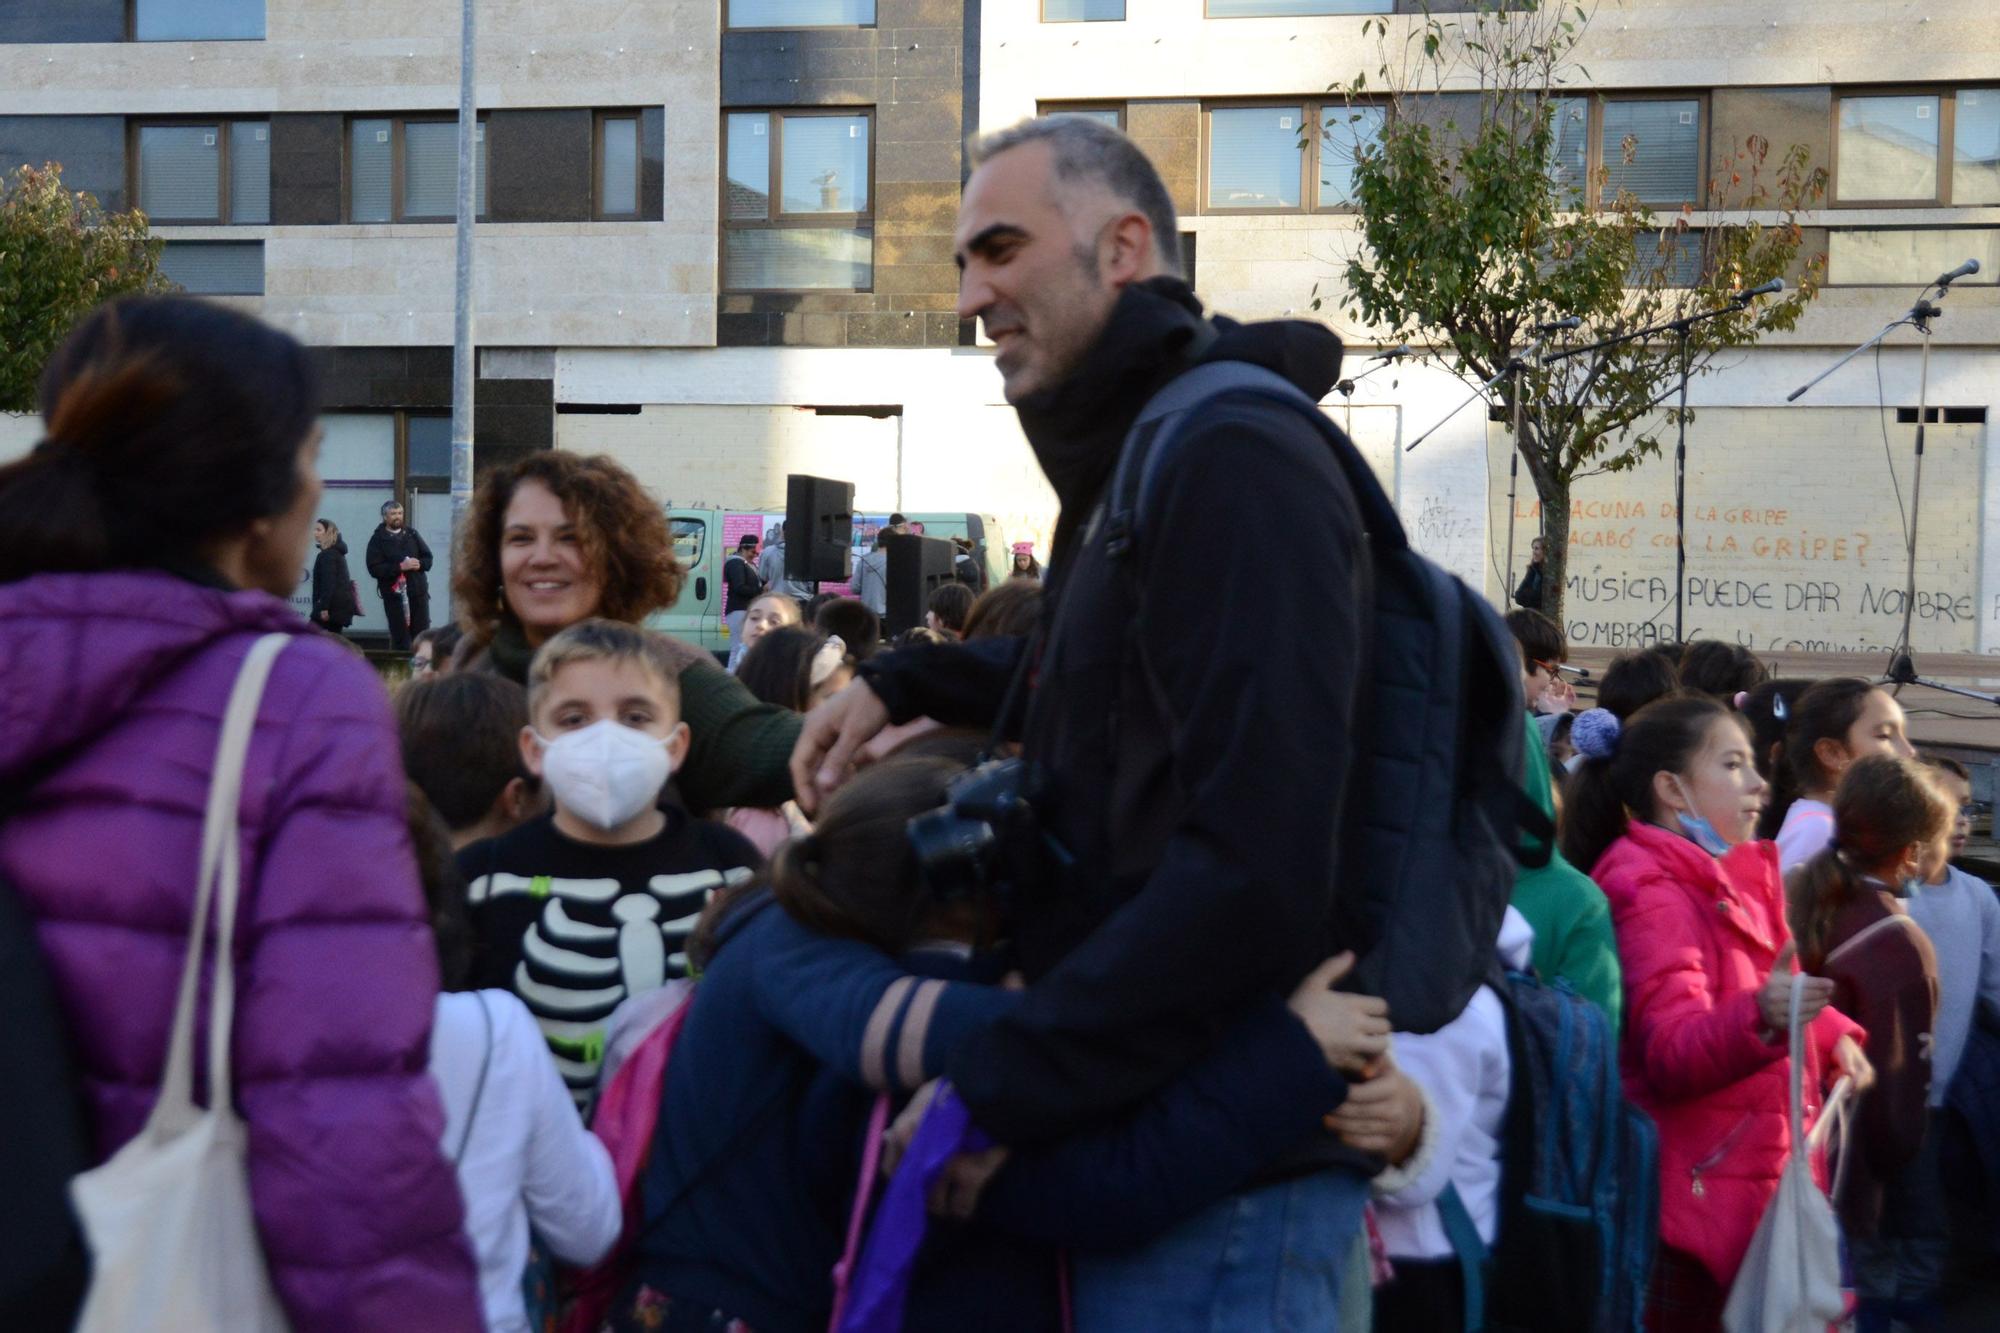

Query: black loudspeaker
left=885, top=534, right=958, bottom=638
left=784, top=475, right=854, bottom=584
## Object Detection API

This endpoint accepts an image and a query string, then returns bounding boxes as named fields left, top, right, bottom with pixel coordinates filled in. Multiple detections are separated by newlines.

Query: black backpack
left=0, top=876, right=91, bottom=1330
left=1444, top=969, right=1658, bottom=1333
left=1107, top=358, right=1526, bottom=1033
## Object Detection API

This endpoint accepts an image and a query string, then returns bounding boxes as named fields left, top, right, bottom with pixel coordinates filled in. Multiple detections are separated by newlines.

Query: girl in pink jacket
left=1562, top=695, right=1872, bottom=1331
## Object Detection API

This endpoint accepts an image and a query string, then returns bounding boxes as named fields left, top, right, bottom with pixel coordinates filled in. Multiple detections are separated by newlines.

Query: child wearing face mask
left=460, top=619, right=762, bottom=1109
left=1762, top=677, right=1918, bottom=871
left=1563, top=695, right=1872, bottom=1331
left=1789, top=755, right=1948, bottom=1332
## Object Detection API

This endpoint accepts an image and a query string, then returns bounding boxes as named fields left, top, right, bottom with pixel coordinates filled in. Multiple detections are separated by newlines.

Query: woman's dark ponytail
left=0, top=296, right=318, bottom=585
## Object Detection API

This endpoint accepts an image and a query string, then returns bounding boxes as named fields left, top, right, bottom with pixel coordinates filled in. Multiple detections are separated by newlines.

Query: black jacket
left=365, top=523, right=432, bottom=596
left=1513, top=560, right=1546, bottom=612
left=723, top=554, right=765, bottom=612
left=859, top=279, right=1367, bottom=1152
left=311, top=539, right=359, bottom=627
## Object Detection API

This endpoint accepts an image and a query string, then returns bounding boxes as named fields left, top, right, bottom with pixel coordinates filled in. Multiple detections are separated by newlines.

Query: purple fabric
left=838, top=1083, right=991, bottom=1333
left=0, top=571, right=483, bottom=1332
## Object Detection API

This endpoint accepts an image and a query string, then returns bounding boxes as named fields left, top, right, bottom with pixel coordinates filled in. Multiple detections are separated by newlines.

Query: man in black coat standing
left=366, top=499, right=433, bottom=650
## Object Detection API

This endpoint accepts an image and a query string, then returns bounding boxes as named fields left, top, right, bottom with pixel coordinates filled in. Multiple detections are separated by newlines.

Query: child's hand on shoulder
left=1287, top=952, right=1391, bottom=1079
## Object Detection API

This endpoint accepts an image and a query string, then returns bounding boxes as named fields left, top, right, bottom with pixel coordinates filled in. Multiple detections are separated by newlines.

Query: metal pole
left=1504, top=361, right=1521, bottom=597
left=449, top=0, right=477, bottom=580
left=1673, top=324, right=1690, bottom=645
left=1896, top=306, right=1937, bottom=659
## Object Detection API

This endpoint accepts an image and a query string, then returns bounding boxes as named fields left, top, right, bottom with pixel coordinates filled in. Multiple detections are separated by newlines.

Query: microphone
left=1555, top=663, right=1591, bottom=680
left=1536, top=316, right=1582, bottom=334
left=1369, top=344, right=1412, bottom=361
left=1732, top=278, right=1785, bottom=301
left=1935, top=258, right=1981, bottom=289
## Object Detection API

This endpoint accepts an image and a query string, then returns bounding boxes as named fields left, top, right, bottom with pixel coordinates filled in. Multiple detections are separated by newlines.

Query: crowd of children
left=9, top=301, right=2000, bottom=1333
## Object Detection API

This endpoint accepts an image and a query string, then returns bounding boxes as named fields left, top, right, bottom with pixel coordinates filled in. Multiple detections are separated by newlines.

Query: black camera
left=906, top=758, right=1048, bottom=905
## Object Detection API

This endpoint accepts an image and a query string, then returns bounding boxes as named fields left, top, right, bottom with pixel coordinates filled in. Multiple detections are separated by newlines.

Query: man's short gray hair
left=968, top=116, right=1182, bottom=276
left=381, top=499, right=402, bottom=516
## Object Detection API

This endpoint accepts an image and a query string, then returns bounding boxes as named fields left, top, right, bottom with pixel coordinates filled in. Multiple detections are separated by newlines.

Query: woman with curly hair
left=454, top=451, right=799, bottom=811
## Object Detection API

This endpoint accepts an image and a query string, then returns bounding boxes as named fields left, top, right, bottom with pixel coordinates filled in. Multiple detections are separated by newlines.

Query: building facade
left=4, top=0, right=1998, bottom=651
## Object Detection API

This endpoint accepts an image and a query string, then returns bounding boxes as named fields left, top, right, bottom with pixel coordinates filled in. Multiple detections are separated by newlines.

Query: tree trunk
left=1539, top=474, right=1571, bottom=631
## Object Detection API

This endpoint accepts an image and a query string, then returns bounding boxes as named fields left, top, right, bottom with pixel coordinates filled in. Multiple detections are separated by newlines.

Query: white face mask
left=534, top=718, right=674, bottom=831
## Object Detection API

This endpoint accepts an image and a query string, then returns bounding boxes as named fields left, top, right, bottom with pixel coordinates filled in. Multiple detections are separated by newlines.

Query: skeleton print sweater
left=461, top=806, right=760, bottom=1107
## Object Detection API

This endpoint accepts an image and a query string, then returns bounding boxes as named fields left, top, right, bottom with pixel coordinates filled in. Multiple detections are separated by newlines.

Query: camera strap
left=982, top=621, right=1044, bottom=763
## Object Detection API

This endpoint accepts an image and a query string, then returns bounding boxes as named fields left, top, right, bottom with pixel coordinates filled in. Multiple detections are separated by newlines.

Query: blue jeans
left=1073, top=1169, right=1371, bottom=1333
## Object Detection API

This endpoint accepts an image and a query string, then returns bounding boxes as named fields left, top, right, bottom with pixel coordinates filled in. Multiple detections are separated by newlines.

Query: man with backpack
left=792, top=116, right=1521, bottom=1330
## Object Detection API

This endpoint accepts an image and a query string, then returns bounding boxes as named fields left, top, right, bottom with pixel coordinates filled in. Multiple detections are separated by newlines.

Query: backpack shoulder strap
left=1436, top=1182, right=1489, bottom=1333
left=1105, top=357, right=1405, bottom=563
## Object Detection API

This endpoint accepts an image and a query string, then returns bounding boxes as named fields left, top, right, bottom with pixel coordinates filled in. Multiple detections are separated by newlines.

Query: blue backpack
left=1106, top=357, right=1529, bottom=1034
left=1435, top=971, right=1658, bottom=1333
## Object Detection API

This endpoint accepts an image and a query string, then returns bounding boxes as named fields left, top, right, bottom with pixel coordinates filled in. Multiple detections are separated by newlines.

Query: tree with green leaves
left=1325, top=0, right=1825, bottom=630
left=1, top=162, right=174, bottom=412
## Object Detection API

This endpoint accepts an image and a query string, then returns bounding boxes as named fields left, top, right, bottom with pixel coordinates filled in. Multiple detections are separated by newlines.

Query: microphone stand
left=1543, top=293, right=1758, bottom=643
left=1332, top=354, right=1407, bottom=439
left=1789, top=283, right=1999, bottom=704
left=1406, top=336, right=1560, bottom=602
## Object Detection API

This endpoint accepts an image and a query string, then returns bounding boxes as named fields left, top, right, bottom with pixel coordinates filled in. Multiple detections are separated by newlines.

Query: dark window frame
left=128, top=116, right=268, bottom=224
left=343, top=113, right=490, bottom=224
left=1199, top=98, right=1389, bottom=216
left=1830, top=86, right=2000, bottom=209
left=720, top=107, right=877, bottom=294
left=722, top=0, right=878, bottom=30
left=321, top=408, right=453, bottom=512
left=594, top=110, right=643, bottom=220
left=1036, top=101, right=1127, bottom=130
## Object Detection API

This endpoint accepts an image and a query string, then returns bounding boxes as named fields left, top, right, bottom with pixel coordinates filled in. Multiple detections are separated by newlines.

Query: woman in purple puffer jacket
left=0, top=297, right=483, bottom=1330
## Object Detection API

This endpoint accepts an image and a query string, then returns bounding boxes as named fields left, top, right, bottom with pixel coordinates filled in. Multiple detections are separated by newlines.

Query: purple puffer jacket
left=0, top=571, right=483, bottom=1331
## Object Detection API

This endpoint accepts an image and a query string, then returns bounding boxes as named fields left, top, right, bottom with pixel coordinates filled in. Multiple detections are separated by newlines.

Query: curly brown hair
left=454, top=451, right=682, bottom=643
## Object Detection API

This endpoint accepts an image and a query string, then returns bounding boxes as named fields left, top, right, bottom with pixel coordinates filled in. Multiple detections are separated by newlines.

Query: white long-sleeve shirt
left=1372, top=908, right=1530, bottom=1260
left=431, top=990, right=622, bottom=1333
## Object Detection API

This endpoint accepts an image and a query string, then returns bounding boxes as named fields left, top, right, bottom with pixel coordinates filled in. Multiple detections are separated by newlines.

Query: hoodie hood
left=1012, top=276, right=1345, bottom=562
left=0, top=570, right=306, bottom=783
left=330, top=536, right=349, bottom=556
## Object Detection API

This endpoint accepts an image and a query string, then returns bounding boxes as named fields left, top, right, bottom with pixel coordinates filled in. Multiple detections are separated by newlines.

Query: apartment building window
left=1828, top=228, right=2000, bottom=286
left=596, top=113, right=641, bottom=218
left=726, top=0, right=875, bottom=26
left=1543, top=95, right=1705, bottom=208
left=1204, top=102, right=1384, bottom=212
left=131, top=0, right=264, bottom=41
left=160, top=240, right=264, bottom=294
left=349, top=117, right=488, bottom=223
left=1836, top=89, right=2000, bottom=206
left=134, top=120, right=268, bottom=223
left=723, top=110, right=874, bottom=291
left=1628, top=229, right=1707, bottom=288
left=1037, top=103, right=1125, bottom=129
left=1206, top=0, right=1390, bottom=16
left=1043, top=0, right=1124, bottom=21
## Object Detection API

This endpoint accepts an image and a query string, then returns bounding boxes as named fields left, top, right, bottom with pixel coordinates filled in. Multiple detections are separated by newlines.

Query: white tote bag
left=70, top=633, right=292, bottom=1333
left=1721, top=973, right=1850, bottom=1333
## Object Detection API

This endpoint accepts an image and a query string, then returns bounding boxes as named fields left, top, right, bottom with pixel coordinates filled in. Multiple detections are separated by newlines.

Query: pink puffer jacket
left=1591, top=819, right=1862, bottom=1290
left=0, top=571, right=482, bottom=1330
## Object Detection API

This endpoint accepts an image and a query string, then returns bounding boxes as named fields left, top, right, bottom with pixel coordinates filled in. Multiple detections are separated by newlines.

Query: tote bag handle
left=148, top=633, right=289, bottom=1139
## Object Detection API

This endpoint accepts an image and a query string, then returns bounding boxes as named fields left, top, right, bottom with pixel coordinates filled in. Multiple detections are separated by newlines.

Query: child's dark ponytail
left=1759, top=677, right=1873, bottom=840
left=1561, top=695, right=1737, bottom=873
left=1787, top=753, right=1953, bottom=969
